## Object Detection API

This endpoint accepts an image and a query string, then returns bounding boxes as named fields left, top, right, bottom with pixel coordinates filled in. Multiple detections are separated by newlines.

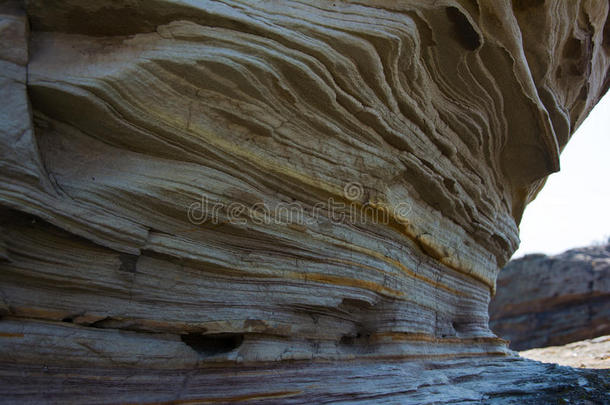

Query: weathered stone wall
left=1, top=0, right=609, bottom=402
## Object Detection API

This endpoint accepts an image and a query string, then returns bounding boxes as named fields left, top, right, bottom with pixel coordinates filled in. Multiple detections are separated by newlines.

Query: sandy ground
left=520, top=335, right=610, bottom=369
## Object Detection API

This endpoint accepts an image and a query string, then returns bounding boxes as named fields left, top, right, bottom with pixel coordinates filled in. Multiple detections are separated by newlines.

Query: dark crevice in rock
left=512, top=0, right=545, bottom=12
left=339, top=298, right=374, bottom=312
left=118, top=254, right=138, bottom=273
left=443, top=178, right=457, bottom=193
left=87, top=317, right=114, bottom=329
left=339, top=330, right=373, bottom=354
left=452, top=320, right=468, bottom=334
left=181, top=333, right=244, bottom=357
left=445, top=7, right=481, bottom=51
left=563, top=37, right=583, bottom=60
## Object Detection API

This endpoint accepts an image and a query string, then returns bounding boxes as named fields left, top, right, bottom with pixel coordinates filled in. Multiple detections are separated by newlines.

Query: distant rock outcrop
left=490, top=243, right=610, bottom=350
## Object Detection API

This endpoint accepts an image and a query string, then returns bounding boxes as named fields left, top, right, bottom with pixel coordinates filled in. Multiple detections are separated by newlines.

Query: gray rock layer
left=1, top=0, right=609, bottom=402
left=490, top=243, right=610, bottom=351
left=2, top=318, right=609, bottom=404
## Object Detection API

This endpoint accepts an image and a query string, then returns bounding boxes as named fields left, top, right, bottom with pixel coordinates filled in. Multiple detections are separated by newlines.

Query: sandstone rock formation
left=1, top=0, right=610, bottom=402
left=490, top=242, right=610, bottom=351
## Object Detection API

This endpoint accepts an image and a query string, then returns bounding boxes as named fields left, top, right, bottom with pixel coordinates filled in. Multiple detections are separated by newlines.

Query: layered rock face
left=1, top=0, right=610, bottom=402
left=490, top=243, right=610, bottom=351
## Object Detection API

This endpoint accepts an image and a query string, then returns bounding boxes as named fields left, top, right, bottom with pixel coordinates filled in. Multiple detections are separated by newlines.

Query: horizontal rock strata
left=1, top=0, right=610, bottom=402
left=490, top=243, right=610, bottom=350
left=1, top=317, right=609, bottom=403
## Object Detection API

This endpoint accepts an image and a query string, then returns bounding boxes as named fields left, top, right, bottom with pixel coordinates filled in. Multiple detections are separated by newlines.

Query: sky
left=513, top=92, right=610, bottom=258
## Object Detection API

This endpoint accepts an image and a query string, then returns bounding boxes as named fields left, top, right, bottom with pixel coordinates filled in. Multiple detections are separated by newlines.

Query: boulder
left=490, top=243, right=610, bottom=350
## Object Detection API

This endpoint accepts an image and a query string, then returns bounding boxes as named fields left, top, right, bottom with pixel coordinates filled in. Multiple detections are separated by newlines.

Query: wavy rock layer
left=1, top=0, right=609, bottom=402
left=490, top=243, right=610, bottom=351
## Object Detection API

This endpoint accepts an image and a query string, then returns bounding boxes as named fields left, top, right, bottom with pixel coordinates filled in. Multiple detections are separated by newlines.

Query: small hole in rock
left=118, top=254, right=138, bottom=273
left=443, top=178, right=457, bottom=193
left=181, top=333, right=244, bottom=356
left=340, top=332, right=367, bottom=346
left=340, top=335, right=356, bottom=346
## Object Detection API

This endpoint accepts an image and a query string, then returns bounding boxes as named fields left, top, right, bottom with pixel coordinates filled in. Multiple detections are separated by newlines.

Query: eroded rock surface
left=1, top=0, right=610, bottom=402
left=490, top=242, right=610, bottom=351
